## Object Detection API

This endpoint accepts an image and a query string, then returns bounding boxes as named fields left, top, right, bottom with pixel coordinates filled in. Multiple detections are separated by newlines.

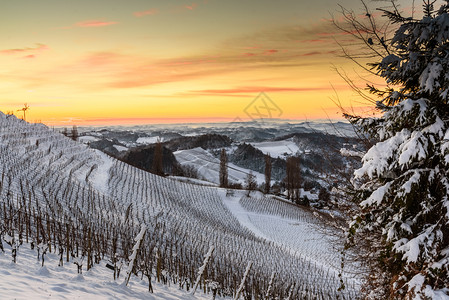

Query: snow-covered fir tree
left=345, top=1, right=449, bottom=299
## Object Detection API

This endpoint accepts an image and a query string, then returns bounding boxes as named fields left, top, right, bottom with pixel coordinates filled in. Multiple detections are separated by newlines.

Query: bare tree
left=264, top=154, right=272, bottom=194
left=318, top=187, right=330, bottom=203
left=245, top=171, right=257, bottom=196
left=152, top=141, right=164, bottom=176
left=71, top=126, right=78, bottom=141
left=62, top=128, right=68, bottom=137
left=219, top=148, right=228, bottom=188
left=285, top=156, right=301, bottom=203
left=331, top=0, right=394, bottom=74
left=17, top=103, right=30, bottom=121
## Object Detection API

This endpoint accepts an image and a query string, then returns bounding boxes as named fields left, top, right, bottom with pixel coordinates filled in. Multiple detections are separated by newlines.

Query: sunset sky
left=0, top=0, right=408, bottom=125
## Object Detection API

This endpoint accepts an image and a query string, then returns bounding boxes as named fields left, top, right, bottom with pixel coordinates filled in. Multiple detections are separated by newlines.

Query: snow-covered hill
left=0, top=112, right=360, bottom=299
left=0, top=241, right=218, bottom=300
left=174, top=147, right=266, bottom=185
left=76, top=120, right=357, bottom=145
left=250, top=140, right=301, bottom=159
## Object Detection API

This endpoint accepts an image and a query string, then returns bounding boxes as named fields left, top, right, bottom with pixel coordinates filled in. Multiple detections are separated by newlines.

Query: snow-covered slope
left=0, top=113, right=360, bottom=299
left=0, top=242, right=219, bottom=300
left=174, top=147, right=266, bottom=185
left=250, top=140, right=301, bottom=159
left=136, top=136, right=163, bottom=144
left=219, top=190, right=361, bottom=286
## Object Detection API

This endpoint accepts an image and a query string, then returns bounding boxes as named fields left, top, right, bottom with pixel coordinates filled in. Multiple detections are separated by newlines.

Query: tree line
left=219, top=148, right=313, bottom=206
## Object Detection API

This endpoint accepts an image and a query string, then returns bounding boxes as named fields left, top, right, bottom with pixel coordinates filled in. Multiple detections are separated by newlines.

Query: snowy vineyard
left=0, top=112, right=360, bottom=299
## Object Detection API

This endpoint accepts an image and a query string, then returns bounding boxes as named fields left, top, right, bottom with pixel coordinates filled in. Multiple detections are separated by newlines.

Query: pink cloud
left=134, top=8, right=159, bottom=17
left=0, top=44, right=49, bottom=56
left=301, top=51, right=321, bottom=56
left=171, top=2, right=203, bottom=13
left=109, top=66, right=231, bottom=89
left=243, top=49, right=279, bottom=56
left=81, top=52, right=126, bottom=67
left=104, top=50, right=315, bottom=89
left=75, top=20, right=118, bottom=27
left=300, top=50, right=336, bottom=57
left=264, top=49, right=278, bottom=55
left=185, top=3, right=198, bottom=10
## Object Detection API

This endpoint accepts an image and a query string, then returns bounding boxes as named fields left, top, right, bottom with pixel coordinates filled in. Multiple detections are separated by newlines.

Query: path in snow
left=219, top=190, right=361, bottom=281
left=219, top=190, right=333, bottom=258
left=90, top=150, right=113, bottom=194
left=218, top=189, right=269, bottom=240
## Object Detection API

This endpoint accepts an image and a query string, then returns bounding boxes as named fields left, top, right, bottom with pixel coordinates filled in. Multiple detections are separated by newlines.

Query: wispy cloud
left=224, top=20, right=340, bottom=51
left=264, top=49, right=278, bottom=55
left=58, top=20, right=119, bottom=29
left=185, top=3, right=198, bottom=10
left=75, top=20, right=118, bottom=27
left=134, top=8, right=159, bottom=17
left=221, top=20, right=344, bottom=63
left=61, top=116, right=233, bottom=126
left=80, top=52, right=126, bottom=67
left=301, top=39, right=327, bottom=43
left=0, top=101, right=67, bottom=108
left=109, top=66, right=231, bottom=88
left=242, top=49, right=283, bottom=57
left=40, top=39, right=324, bottom=89
left=187, top=86, right=335, bottom=96
left=243, top=46, right=260, bottom=50
left=2, top=20, right=346, bottom=92
left=301, top=51, right=322, bottom=56
left=0, top=44, right=49, bottom=55
left=171, top=2, right=200, bottom=13
left=302, top=50, right=337, bottom=56
left=0, top=44, right=49, bottom=59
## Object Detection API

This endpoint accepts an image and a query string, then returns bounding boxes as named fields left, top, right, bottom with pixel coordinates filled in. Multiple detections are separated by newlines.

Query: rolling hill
left=0, top=112, right=361, bottom=299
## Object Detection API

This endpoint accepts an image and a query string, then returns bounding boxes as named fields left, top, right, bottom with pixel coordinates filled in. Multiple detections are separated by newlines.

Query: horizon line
left=40, top=116, right=347, bottom=127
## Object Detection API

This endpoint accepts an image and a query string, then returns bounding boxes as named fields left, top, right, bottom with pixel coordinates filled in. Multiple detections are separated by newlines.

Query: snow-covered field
left=136, top=136, right=163, bottom=144
left=219, top=190, right=361, bottom=287
left=174, top=147, right=266, bottom=185
left=0, top=190, right=359, bottom=300
left=78, top=135, right=100, bottom=143
left=113, top=145, right=129, bottom=152
left=250, top=140, right=300, bottom=159
left=0, top=243, right=220, bottom=300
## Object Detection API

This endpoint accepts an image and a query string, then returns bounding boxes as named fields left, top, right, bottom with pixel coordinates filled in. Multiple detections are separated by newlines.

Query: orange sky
left=0, top=0, right=401, bottom=126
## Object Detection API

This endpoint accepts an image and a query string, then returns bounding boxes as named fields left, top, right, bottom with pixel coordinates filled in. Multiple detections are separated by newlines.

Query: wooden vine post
left=234, top=261, right=252, bottom=300
left=123, top=225, right=146, bottom=286
left=191, top=246, right=214, bottom=295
